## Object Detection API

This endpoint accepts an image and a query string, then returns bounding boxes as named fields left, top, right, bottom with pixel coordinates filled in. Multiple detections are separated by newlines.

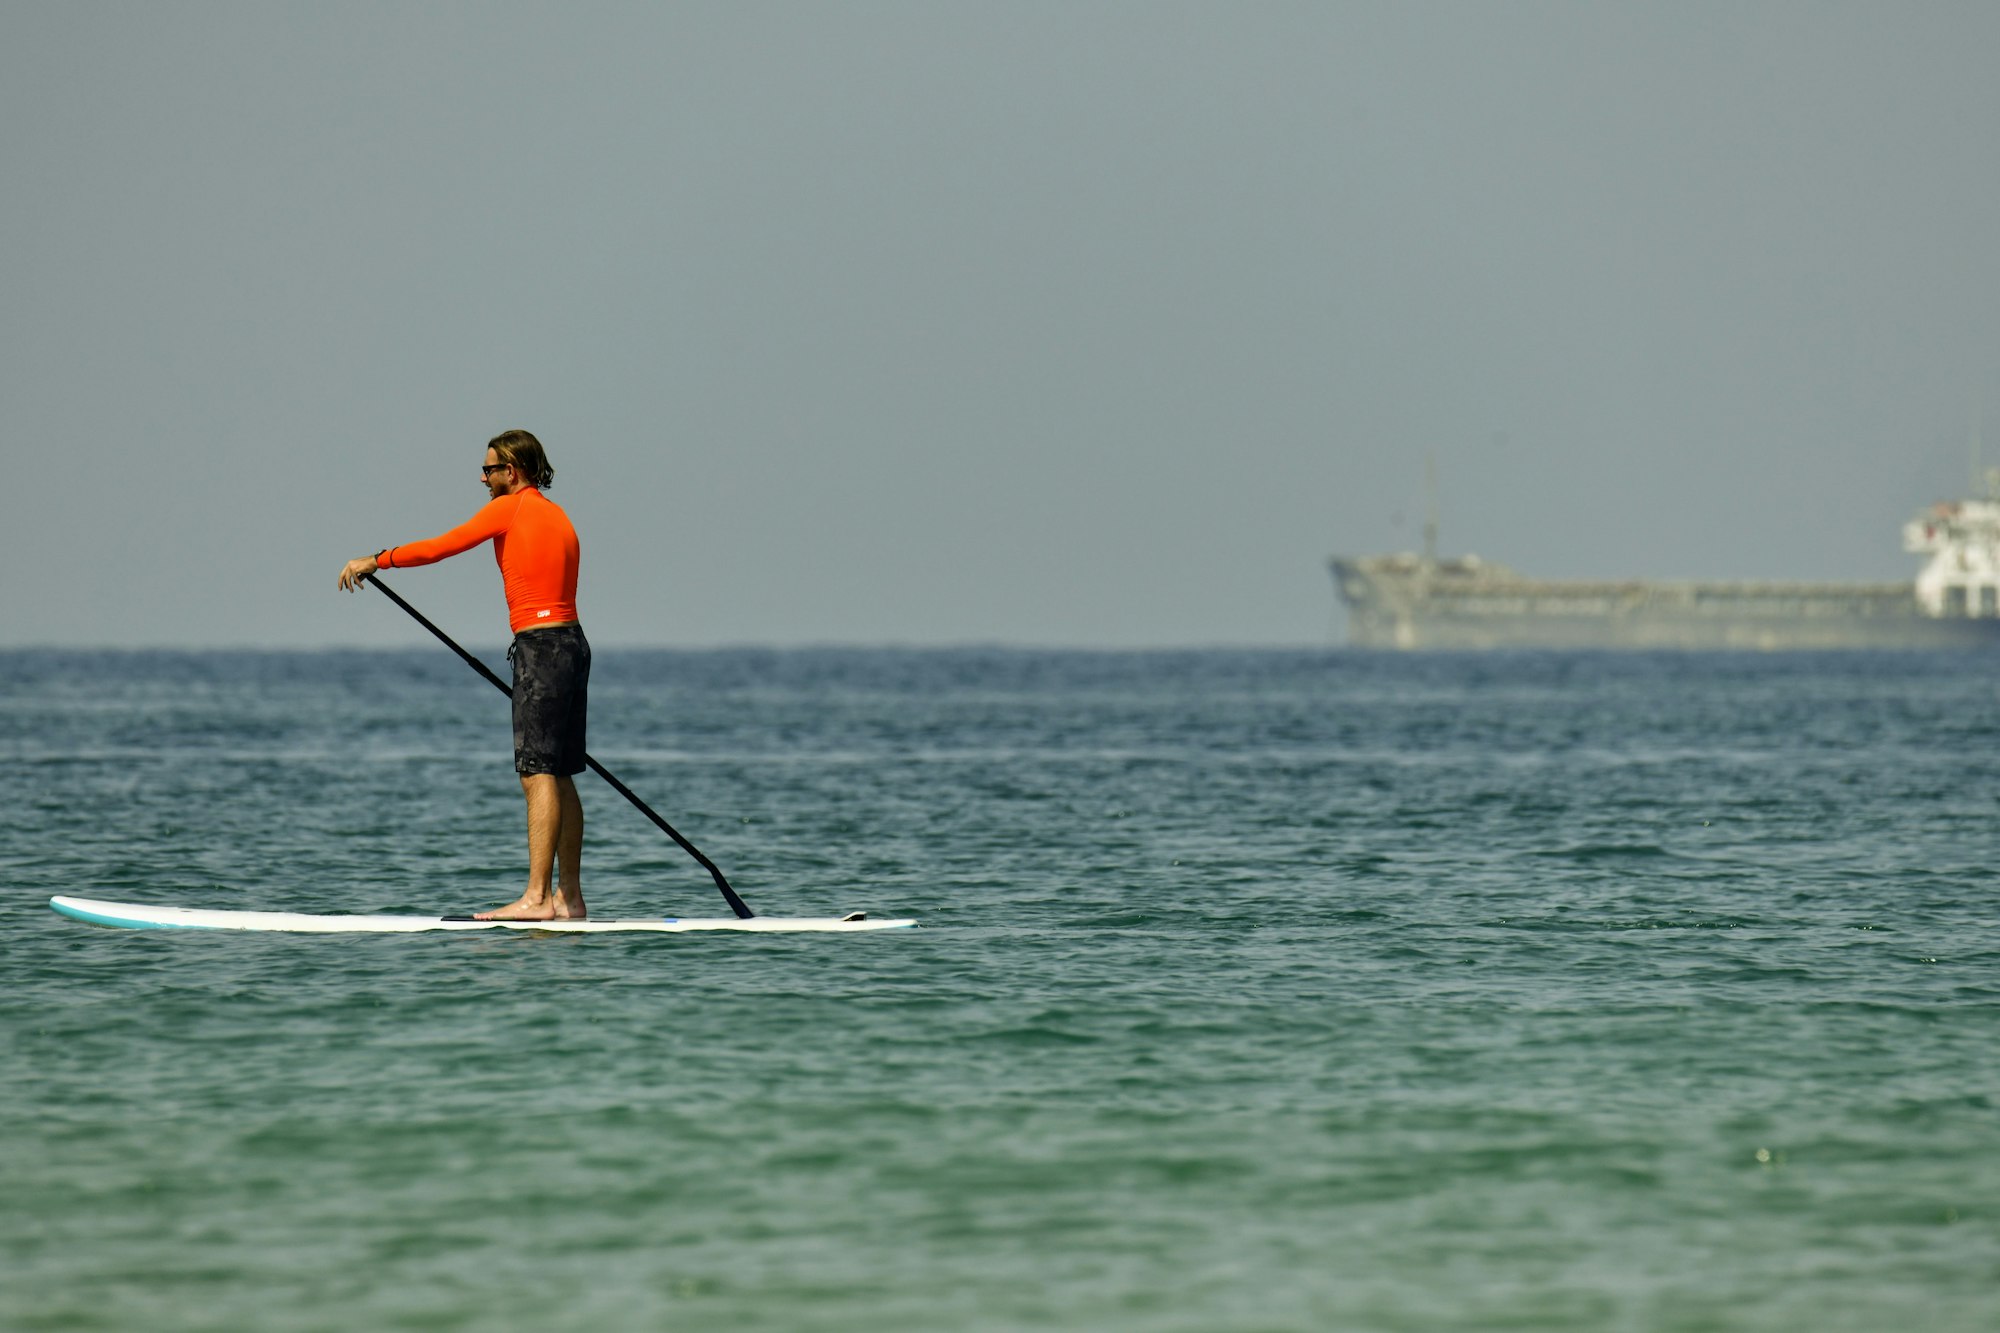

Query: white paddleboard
left=49, top=895, right=916, bottom=934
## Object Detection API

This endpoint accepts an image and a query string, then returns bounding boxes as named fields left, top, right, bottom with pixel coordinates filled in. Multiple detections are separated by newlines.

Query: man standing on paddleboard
left=336, top=430, right=590, bottom=922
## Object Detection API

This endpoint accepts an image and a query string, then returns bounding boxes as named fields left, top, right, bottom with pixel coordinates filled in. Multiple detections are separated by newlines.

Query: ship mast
left=1423, top=452, right=1439, bottom=566
left=1971, top=392, right=1983, bottom=497
left=1973, top=393, right=1999, bottom=501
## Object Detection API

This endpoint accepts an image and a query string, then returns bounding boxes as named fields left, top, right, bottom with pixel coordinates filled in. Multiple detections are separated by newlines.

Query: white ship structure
left=1331, top=487, right=2000, bottom=650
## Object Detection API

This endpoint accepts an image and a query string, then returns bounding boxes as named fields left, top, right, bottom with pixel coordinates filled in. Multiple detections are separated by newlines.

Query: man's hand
left=337, top=555, right=380, bottom=592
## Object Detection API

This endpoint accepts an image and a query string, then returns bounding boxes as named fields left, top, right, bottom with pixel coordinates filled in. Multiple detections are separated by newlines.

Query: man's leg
left=477, top=774, right=564, bottom=919
left=553, top=774, right=585, bottom=918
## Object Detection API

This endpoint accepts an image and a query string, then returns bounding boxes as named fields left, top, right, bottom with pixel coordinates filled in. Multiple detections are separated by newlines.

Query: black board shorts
left=509, top=623, right=590, bottom=776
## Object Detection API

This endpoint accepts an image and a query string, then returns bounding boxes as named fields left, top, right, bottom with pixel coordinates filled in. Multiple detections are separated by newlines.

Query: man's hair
left=488, top=430, right=555, bottom=489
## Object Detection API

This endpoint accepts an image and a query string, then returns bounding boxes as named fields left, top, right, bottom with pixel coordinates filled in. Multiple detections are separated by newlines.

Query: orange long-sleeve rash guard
left=378, top=489, right=580, bottom=633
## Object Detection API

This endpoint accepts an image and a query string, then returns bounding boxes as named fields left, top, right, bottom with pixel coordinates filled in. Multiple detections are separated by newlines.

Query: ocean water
left=4, top=645, right=1997, bottom=1331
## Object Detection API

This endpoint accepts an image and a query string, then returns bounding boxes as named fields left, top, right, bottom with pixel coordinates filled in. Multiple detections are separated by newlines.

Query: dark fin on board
left=840, top=911, right=867, bottom=922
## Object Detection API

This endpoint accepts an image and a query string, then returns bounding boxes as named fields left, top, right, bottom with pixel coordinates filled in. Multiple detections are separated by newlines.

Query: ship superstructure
left=1906, top=493, right=2000, bottom=618
left=1332, top=485, right=2000, bottom=650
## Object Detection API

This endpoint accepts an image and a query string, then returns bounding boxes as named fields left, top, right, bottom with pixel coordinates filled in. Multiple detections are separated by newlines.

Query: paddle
left=361, top=573, right=756, bottom=919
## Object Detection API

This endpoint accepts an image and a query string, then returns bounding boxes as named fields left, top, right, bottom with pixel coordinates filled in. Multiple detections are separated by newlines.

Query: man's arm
left=334, top=495, right=515, bottom=592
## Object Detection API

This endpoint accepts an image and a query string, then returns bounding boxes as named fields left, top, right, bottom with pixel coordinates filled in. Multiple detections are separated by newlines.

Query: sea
left=3, top=645, right=1997, bottom=1332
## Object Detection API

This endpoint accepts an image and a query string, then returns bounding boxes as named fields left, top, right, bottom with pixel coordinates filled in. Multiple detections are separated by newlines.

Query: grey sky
left=7, top=2, right=1999, bottom=648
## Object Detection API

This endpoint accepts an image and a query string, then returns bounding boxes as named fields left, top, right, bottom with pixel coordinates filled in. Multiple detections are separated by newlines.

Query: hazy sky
left=7, top=2, right=2000, bottom=648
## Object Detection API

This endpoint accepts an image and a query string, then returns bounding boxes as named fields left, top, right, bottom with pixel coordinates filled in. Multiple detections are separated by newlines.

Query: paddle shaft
left=362, top=573, right=755, bottom=918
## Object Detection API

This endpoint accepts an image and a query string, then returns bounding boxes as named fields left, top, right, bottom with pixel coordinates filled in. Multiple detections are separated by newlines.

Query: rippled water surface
left=5, top=647, right=1998, bottom=1330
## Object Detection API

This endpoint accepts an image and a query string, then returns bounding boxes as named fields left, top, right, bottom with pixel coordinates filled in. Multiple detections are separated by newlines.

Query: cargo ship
left=1330, top=487, right=2000, bottom=650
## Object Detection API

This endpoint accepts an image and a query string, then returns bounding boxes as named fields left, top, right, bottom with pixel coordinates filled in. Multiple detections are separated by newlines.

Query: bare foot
left=474, top=894, right=557, bottom=921
left=552, top=893, right=587, bottom=921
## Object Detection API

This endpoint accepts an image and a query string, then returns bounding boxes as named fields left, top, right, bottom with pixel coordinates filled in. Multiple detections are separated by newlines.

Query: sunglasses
left=481, top=463, right=511, bottom=476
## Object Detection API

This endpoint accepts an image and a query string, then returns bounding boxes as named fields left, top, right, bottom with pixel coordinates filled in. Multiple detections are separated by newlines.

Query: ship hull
left=1332, top=557, right=2000, bottom=651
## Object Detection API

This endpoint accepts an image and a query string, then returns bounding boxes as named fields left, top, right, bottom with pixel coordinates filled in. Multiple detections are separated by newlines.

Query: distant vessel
left=1330, top=483, right=2000, bottom=650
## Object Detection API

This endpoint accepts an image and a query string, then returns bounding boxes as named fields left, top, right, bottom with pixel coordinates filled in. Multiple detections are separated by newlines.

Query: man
left=337, top=430, right=590, bottom=921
